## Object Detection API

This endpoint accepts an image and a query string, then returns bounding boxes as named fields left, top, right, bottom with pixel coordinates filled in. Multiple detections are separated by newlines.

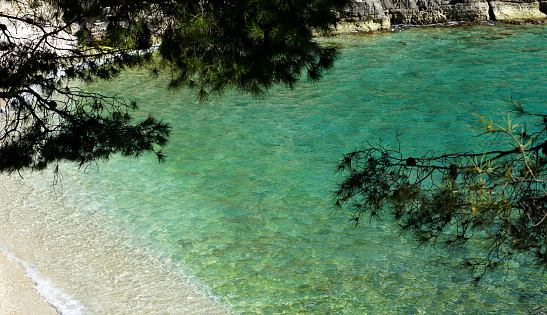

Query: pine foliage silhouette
left=0, top=0, right=351, bottom=172
left=335, top=106, right=547, bottom=280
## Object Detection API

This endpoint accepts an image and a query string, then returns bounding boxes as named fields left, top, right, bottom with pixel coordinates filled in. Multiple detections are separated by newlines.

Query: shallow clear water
left=3, top=23, right=547, bottom=314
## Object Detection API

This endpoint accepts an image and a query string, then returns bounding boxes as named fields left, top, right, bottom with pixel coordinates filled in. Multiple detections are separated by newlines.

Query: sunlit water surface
left=2, top=23, right=547, bottom=314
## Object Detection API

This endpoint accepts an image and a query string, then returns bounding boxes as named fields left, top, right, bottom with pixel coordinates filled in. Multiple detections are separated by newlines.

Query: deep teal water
left=29, top=24, right=547, bottom=313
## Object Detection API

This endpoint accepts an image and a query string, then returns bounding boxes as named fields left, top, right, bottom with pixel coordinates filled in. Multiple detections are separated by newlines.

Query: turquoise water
left=6, top=23, right=547, bottom=314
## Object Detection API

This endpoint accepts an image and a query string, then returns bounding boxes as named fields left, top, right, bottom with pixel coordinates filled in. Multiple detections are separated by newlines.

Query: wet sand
left=0, top=251, right=58, bottom=314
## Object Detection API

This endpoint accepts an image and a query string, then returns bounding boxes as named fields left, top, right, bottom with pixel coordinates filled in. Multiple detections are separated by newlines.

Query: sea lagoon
left=1, top=23, right=547, bottom=314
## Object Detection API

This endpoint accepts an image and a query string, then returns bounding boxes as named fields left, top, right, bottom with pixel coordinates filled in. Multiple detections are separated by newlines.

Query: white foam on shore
left=0, top=170, right=234, bottom=315
left=0, top=247, right=85, bottom=315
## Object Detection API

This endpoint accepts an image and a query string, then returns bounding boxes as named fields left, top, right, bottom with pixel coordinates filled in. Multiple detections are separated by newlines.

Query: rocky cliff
left=336, top=0, right=547, bottom=32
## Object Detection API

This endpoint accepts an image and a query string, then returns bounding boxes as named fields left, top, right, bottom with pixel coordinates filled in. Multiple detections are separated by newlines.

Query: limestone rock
left=490, top=0, right=547, bottom=20
left=339, top=0, right=547, bottom=33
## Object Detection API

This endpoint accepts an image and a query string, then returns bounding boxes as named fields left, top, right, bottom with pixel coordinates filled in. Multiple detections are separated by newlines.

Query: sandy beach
left=0, top=251, right=58, bottom=314
left=0, top=5, right=55, bottom=311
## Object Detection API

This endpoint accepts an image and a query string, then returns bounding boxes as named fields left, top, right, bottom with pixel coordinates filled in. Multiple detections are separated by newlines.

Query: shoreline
left=0, top=15, right=545, bottom=313
left=0, top=172, right=83, bottom=315
left=328, top=19, right=547, bottom=35
left=0, top=168, right=233, bottom=314
left=0, top=249, right=58, bottom=314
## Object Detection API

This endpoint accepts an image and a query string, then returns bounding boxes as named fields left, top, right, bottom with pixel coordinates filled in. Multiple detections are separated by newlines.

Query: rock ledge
left=335, top=0, right=547, bottom=33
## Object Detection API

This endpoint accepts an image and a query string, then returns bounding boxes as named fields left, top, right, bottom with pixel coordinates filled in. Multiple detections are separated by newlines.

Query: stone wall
left=336, top=0, right=547, bottom=32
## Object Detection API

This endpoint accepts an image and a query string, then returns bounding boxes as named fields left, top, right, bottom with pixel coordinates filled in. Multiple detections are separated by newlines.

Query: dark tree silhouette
left=335, top=104, right=547, bottom=281
left=0, top=0, right=351, bottom=172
